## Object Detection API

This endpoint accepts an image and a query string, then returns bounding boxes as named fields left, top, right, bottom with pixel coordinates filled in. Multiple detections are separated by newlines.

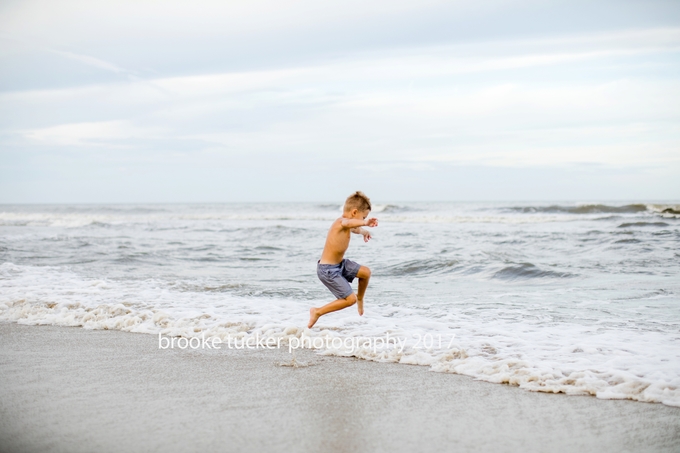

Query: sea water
left=1, top=202, right=678, bottom=406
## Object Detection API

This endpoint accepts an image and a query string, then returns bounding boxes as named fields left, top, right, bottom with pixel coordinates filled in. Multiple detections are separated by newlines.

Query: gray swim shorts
left=317, top=259, right=361, bottom=299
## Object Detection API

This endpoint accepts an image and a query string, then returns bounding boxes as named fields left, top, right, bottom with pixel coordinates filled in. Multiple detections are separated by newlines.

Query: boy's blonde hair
left=344, top=191, right=371, bottom=212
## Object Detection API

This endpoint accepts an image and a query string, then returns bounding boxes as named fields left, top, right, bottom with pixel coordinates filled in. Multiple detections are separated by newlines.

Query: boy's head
left=344, top=191, right=371, bottom=218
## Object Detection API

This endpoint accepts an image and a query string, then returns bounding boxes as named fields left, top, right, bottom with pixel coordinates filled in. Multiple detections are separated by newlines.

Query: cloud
left=15, top=73, right=679, bottom=168
left=48, top=49, right=130, bottom=75
left=3, top=27, right=678, bottom=99
left=22, top=120, right=154, bottom=147
left=1, top=23, right=679, bottom=201
left=0, top=0, right=499, bottom=44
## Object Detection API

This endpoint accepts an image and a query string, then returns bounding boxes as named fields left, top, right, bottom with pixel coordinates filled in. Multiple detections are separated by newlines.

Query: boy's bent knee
left=345, top=293, right=357, bottom=305
left=357, top=266, right=371, bottom=279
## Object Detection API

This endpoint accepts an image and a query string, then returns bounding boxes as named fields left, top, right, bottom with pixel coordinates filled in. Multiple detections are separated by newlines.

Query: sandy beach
left=3, top=0, right=679, bottom=450
left=0, top=322, right=678, bottom=453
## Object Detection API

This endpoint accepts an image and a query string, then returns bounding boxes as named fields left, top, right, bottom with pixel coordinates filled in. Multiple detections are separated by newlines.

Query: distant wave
left=0, top=212, right=338, bottom=227
left=378, top=258, right=461, bottom=276
left=617, top=222, right=670, bottom=228
left=314, top=203, right=417, bottom=213
left=614, top=238, right=642, bottom=244
left=492, top=263, right=575, bottom=280
left=508, top=204, right=648, bottom=214
left=315, top=204, right=342, bottom=211
left=508, top=203, right=680, bottom=216
left=371, top=204, right=418, bottom=213
left=378, top=259, right=574, bottom=280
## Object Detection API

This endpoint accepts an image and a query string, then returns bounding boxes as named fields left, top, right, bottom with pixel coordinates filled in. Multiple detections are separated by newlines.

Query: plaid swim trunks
left=317, top=258, right=361, bottom=299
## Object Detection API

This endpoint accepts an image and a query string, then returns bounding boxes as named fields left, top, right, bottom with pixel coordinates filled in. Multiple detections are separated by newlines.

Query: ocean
left=1, top=201, right=678, bottom=406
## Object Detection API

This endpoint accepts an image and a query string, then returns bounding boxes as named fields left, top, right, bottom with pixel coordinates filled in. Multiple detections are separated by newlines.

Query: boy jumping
left=308, top=191, right=378, bottom=328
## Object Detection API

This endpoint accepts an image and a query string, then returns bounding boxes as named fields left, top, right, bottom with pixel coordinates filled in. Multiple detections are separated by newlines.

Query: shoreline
left=1, top=322, right=679, bottom=453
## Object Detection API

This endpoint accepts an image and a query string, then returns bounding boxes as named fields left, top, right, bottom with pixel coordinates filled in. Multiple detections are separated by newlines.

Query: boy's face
left=348, top=208, right=370, bottom=220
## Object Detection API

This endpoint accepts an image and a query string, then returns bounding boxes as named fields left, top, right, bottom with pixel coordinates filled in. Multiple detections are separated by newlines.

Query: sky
left=0, top=0, right=679, bottom=203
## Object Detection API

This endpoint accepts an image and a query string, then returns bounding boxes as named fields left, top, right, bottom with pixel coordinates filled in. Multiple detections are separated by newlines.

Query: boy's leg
left=356, top=266, right=371, bottom=316
left=308, top=293, right=357, bottom=328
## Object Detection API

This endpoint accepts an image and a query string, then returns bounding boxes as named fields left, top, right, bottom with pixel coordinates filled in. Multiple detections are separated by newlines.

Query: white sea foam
left=3, top=201, right=676, bottom=228
left=2, top=262, right=678, bottom=407
left=0, top=203, right=680, bottom=229
left=0, top=210, right=651, bottom=227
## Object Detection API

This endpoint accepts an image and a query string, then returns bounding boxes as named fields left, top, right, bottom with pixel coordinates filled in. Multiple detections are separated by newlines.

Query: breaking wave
left=507, top=203, right=680, bottom=218
left=371, top=204, right=419, bottom=213
left=617, top=222, right=670, bottom=228
left=378, top=258, right=461, bottom=276
left=377, top=259, right=575, bottom=280
left=0, top=262, right=677, bottom=407
left=491, top=263, right=576, bottom=280
left=508, top=204, right=649, bottom=214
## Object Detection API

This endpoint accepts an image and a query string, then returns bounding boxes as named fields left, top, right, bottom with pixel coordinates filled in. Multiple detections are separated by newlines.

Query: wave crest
left=378, top=258, right=461, bottom=276
left=617, top=222, right=670, bottom=228
left=508, top=204, right=649, bottom=214
left=1, top=263, right=679, bottom=408
left=492, top=263, right=575, bottom=280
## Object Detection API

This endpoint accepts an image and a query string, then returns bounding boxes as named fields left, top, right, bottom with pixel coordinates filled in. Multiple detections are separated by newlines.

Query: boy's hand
left=362, top=230, right=372, bottom=242
left=365, top=218, right=378, bottom=227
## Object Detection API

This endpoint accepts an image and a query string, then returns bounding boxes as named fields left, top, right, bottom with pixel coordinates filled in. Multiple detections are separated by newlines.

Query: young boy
left=308, top=191, right=378, bottom=328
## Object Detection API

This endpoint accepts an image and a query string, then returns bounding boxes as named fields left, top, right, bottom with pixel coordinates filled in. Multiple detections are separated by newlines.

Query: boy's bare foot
left=308, top=307, right=320, bottom=328
left=357, top=299, right=364, bottom=316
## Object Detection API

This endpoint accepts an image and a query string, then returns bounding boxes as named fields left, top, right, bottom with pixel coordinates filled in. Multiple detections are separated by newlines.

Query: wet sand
left=0, top=322, right=678, bottom=453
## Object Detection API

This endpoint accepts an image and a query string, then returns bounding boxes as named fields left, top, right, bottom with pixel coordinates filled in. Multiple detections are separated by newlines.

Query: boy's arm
left=350, top=227, right=373, bottom=242
left=340, top=218, right=378, bottom=229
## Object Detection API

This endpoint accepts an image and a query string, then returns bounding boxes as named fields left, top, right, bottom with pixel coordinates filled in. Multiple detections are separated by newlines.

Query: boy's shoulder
left=330, top=217, right=348, bottom=229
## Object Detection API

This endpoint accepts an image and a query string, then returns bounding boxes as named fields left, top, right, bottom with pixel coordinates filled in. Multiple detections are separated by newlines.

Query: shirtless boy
left=308, top=191, right=378, bottom=328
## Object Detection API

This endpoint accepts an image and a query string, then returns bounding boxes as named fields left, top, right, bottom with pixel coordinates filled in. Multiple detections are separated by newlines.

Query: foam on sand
left=2, top=262, right=678, bottom=407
